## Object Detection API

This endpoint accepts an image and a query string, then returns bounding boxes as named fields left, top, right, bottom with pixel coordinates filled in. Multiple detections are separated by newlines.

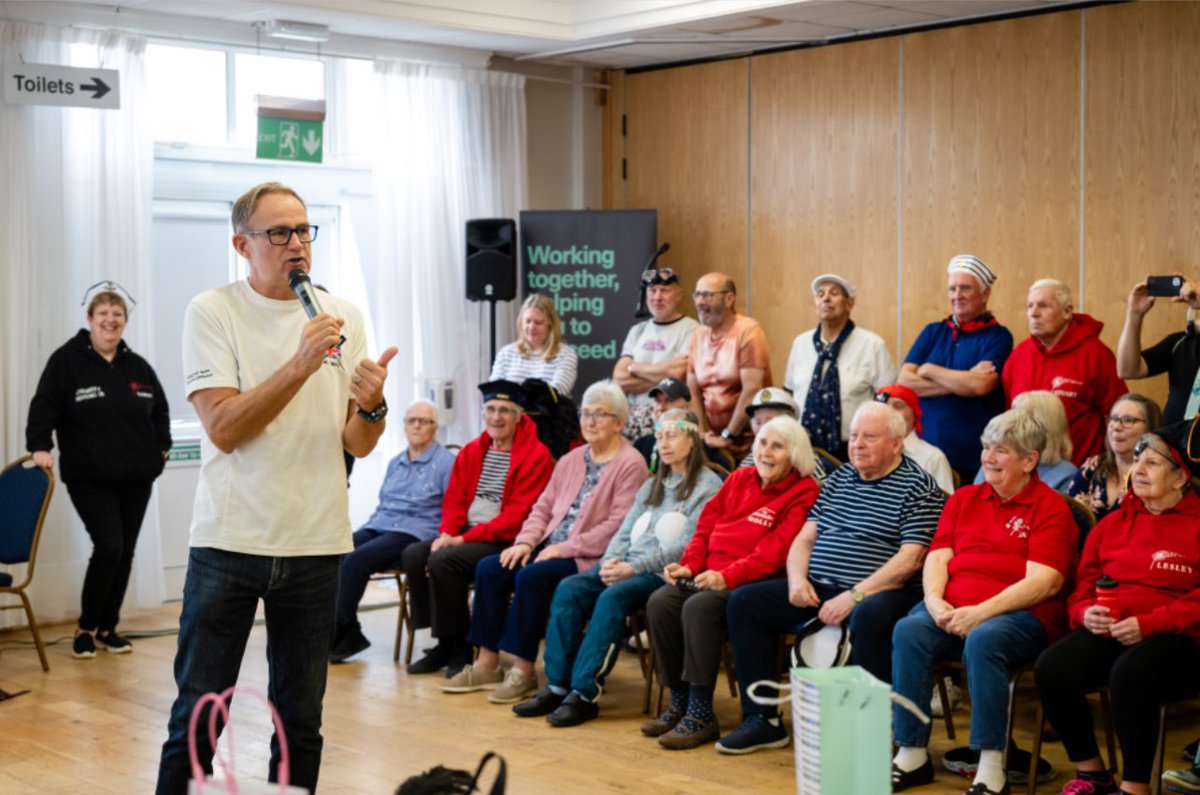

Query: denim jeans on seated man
left=726, top=577, right=918, bottom=717
left=542, top=564, right=666, bottom=699
left=155, top=547, right=339, bottom=795
left=891, top=602, right=1048, bottom=752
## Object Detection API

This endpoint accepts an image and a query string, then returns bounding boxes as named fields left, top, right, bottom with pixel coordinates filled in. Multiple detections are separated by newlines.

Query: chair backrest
left=812, top=447, right=842, bottom=473
left=0, top=457, right=54, bottom=572
left=1060, top=493, right=1097, bottom=551
left=704, top=460, right=730, bottom=481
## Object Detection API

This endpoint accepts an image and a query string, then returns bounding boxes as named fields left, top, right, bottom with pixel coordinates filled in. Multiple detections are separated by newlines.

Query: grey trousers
left=645, top=583, right=731, bottom=690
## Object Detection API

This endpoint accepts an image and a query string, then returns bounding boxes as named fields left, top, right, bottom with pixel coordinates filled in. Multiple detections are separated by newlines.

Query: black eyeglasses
left=642, top=267, right=679, bottom=286
left=240, top=225, right=319, bottom=245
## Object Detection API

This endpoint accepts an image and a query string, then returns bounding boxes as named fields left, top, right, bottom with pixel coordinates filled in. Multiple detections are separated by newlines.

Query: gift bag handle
left=747, top=679, right=932, bottom=724
left=471, top=751, right=507, bottom=795
left=188, top=685, right=293, bottom=794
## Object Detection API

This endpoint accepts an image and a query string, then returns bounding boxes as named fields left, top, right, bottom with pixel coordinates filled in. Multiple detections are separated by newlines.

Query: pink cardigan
left=514, top=440, right=649, bottom=571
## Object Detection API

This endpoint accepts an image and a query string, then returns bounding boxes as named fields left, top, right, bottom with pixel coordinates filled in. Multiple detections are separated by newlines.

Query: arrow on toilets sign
left=4, top=63, right=121, bottom=109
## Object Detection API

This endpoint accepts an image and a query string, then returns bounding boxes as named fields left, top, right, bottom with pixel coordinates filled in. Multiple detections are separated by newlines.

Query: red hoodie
left=438, top=414, right=554, bottom=544
left=1002, top=313, right=1127, bottom=466
left=1068, top=490, right=1200, bottom=639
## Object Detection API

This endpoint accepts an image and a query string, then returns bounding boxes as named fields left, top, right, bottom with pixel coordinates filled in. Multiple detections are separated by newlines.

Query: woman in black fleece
left=26, top=287, right=171, bottom=659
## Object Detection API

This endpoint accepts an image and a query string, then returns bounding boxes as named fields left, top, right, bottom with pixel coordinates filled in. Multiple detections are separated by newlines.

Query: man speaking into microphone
left=157, top=182, right=397, bottom=794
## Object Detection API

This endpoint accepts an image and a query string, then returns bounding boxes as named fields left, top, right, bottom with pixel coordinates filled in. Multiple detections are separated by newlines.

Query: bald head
left=694, top=272, right=737, bottom=328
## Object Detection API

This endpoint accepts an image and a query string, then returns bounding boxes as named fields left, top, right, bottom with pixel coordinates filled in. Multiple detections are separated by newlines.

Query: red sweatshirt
left=1002, top=313, right=1127, bottom=465
left=438, top=415, right=554, bottom=544
left=1068, top=490, right=1200, bottom=639
left=679, top=466, right=820, bottom=589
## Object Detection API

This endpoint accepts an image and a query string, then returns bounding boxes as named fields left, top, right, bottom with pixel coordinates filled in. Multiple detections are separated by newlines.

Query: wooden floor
left=0, top=584, right=1196, bottom=794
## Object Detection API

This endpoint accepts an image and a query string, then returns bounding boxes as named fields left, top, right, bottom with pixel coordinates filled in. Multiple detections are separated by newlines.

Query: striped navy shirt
left=467, top=447, right=512, bottom=527
left=808, top=456, right=945, bottom=590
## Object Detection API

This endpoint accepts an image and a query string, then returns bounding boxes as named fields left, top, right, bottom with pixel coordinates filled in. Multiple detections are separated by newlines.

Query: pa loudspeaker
left=466, top=218, right=516, bottom=302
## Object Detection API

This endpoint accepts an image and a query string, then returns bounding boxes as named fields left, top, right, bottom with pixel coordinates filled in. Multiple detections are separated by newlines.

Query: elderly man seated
left=874, top=383, right=955, bottom=494
left=402, top=380, right=554, bottom=676
left=719, top=402, right=945, bottom=754
left=330, top=400, right=456, bottom=663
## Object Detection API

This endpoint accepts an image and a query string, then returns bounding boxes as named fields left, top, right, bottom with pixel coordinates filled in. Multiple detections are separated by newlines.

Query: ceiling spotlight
left=254, top=20, right=331, bottom=43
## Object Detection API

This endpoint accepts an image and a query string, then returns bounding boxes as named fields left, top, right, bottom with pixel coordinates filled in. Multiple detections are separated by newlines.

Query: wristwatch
left=720, top=427, right=733, bottom=441
left=356, top=397, right=389, bottom=424
left=849, top=587, right=865, bottom=605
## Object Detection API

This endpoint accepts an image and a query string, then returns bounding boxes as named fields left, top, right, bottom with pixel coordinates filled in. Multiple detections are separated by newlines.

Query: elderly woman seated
left=511, top=409, right=723, bottom=727
left=891, top=409, right=1078, bottom=795
left=1035, top=425, right=1200, bottom=795
left=441, top=381, right=648, bottom=703
left=974, top=390, right=1078, bottom=492
left=1066, top=393, right=1162, bottom=523
left=643, top=416, right=821, bottom=750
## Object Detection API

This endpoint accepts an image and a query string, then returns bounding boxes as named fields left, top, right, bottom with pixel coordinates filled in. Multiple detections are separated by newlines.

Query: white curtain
left=371, top=62, right=527, bottom=446
left=0, top=21, right=163, bottom=623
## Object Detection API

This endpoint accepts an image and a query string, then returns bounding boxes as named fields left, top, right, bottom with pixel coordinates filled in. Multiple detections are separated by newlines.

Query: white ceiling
left=23, top=0, right=1083, bottom=69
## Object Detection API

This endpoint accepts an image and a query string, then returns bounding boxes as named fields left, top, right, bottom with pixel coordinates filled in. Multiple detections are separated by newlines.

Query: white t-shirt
left=619, top=315, right=699, bottom=408
left=182, top=280, right=366, bottom=556
left=784, top=326, right=897, bottom=442
left=903, top=433, right=956, bottom=495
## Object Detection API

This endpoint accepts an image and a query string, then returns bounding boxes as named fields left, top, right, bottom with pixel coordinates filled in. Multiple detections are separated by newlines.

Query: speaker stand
left=488, top=299, right=497, bottom=365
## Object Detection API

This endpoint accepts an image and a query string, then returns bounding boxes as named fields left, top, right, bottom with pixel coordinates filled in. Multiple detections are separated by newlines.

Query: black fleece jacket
left=26, top=329, right=172, bottom=486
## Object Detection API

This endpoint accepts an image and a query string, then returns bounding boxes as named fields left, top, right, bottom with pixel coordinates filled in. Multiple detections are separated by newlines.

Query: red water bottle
left=1095, top=574, right=1121, bottom=622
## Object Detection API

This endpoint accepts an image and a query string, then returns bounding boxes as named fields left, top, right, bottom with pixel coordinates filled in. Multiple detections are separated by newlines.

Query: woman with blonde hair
left=974, top=390, right=1078, bottom=491
left=490, top=293, right=578, bottom=394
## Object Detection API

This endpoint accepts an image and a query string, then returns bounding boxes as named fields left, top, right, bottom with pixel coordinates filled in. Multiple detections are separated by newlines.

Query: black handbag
left=395, top=751, right=506, bottom=795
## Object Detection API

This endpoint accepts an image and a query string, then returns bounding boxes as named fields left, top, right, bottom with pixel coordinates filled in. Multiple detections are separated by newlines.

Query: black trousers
left=646, top=583, right=732, bottom=691
left=401, top=538, right=507, bottom=639
left=1035, top=628, right=1200, bottom=783
left=66, top=480, right=154, bottom=632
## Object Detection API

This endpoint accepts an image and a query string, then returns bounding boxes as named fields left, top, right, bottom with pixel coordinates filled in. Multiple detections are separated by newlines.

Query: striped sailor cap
left=946, top=254, right=996, bottom=289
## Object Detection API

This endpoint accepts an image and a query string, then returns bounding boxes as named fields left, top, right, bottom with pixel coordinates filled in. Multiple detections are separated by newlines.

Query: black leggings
left=67, top=481, right=153, bottom=632
left=1034, top=628, right=1200, bottom=784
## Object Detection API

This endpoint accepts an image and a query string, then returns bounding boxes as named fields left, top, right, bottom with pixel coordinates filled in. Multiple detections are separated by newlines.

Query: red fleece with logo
left=678, top=465, right=819, bottom=589
left=1068, top=490, right=1200, bottom=639
left=1002, top=313, right=1128, bottom=466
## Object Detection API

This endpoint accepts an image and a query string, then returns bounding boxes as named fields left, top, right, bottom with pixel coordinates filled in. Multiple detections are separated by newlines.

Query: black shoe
left=96, top=631, right=133, bottom=654
left=547, top=692, right=599, bottom=727
left=965, top=782, right=1010, bottom=795
left=329, top=626, right=370, bottom=663
left=406, top=643, right=451, bottom=674
left=892, top=757, right=935, bottom=792
left=72, top=632, right=96, bottom=660
left=512, top=687, right=565, bottom=718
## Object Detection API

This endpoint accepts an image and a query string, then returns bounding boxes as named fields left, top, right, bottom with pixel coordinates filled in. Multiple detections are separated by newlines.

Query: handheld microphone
left=634, top=242, right=672, bottom=319
left=288, top=268, right=345, bottom=349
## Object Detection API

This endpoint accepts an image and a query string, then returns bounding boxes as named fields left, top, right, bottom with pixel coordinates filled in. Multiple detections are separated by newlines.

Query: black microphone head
left=659, top=242, right=670, bottom=254
left=287, top=268, right=309, bottom=290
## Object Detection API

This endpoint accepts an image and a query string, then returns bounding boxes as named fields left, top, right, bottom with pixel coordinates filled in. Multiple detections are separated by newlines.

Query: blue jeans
left=891, top=602, right=1048, bottom=751
left=335, top=528, right=419, bottom=631
left=542, top=566, right=664, bottom=699
left=156, top=547, right=340, bottom=795
left=467, top=554, right=580, bottom=661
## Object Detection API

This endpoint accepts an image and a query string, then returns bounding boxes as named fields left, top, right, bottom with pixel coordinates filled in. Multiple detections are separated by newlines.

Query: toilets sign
left=4, top=63, right=120, bottom=109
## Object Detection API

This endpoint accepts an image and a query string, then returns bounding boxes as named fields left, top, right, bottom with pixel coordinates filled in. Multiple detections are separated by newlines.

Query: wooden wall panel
left=750, top=39, right=900, bottom=381
left=1083, top=2, right=1200, bottom=409
left=900, top=12, right=1081, bottom=352
left=623, top=59, right=749, bottom=299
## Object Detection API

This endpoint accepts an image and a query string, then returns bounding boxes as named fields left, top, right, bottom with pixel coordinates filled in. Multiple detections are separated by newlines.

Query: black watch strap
left=356, top=396, right=388, bottom=424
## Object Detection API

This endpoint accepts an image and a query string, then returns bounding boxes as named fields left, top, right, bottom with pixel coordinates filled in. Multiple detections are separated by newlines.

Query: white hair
left=851, top=401, right=907, bottom=440
left=756, top=416, right=818, bottom=477
left=1029, top=278, right=1073, bottom=310
left=582, top=380, right=629, bottom=425
left=405, top=398, right=439, bottom=421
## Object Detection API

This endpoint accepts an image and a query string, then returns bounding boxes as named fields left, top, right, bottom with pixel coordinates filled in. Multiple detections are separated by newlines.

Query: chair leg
left=1028, top=703, right=1045, bottom=795
left=1099, top=690, right=1118, bottom=773
left=936, top=674, right=956, bottom=741
left=392, top=574, right=405, bottom=664
left=20, top=592, right=49, bottom=672
left=1151, top=703, right=1169, bottom=795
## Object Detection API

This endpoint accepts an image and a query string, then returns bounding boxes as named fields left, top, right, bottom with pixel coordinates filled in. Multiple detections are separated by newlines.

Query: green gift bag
left=750, top=665, right=929, bottom=795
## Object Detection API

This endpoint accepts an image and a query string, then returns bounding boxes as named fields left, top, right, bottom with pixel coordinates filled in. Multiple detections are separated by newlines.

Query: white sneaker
left=930, top=678, right=963, bottom=718
left=488, top=668, right=538, bottom=704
